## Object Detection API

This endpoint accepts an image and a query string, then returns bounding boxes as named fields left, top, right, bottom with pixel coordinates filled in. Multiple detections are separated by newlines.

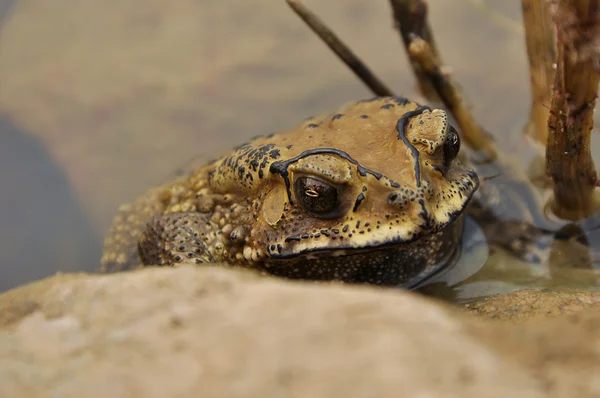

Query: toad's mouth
left=261, top=217, right=464, bottom=288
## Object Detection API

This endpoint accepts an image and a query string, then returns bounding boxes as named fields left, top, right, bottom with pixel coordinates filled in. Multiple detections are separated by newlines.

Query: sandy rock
left=1, top=266, right=600, bottom=397
left=466, top=289, right=600, bottom=321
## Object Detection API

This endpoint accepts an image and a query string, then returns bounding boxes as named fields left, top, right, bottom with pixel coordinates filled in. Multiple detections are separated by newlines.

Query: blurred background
left=0, top=0, right=545, bottom=291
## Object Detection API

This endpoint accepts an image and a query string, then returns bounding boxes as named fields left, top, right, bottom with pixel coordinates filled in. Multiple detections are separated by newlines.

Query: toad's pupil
left=295, top=177, right=338, bottom=215
left=305, top=188, right=319, bottom=198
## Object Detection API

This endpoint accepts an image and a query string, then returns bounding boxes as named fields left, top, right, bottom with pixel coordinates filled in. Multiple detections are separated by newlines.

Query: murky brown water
left=0, top=0, right=598, bottom=297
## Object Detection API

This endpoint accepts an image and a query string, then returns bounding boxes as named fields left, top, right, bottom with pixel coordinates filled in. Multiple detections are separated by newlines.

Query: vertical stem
left=521, top=0, right=556, bottom=143
left=408, top=37, right=497, bottom=160
left=286, top=0, right=394, bottom=97
left=546, top=0, right=600, bottom=220
left=389, top=0, right=441, bottom=98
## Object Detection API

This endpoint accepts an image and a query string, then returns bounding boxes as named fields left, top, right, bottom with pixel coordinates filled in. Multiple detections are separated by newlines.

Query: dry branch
left=286, top=0, right=497, bottom=159
left=389, top=0, right=440, bottom=98
left=546, top=0, right=600, bottom=220
left=286, top=0, right=394, bottom=97
left=521, top=0, right=556, bottom=143
left=408, top=36, right=497, bottom=160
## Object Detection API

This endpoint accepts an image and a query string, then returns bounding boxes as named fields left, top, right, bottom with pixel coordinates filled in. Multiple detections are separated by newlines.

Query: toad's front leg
left=138, top=212, right=225, bottom=266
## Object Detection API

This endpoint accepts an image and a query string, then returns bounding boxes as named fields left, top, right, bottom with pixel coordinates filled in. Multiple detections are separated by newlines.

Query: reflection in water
left=416, top=216, right=489, bottom=293
left=424, top=210, right=600, bottom=303
left=0, top=117, right=101, bottom=292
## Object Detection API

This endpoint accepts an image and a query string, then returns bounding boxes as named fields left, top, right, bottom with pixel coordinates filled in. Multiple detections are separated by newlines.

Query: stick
left=522, top=0, right=556, bottom=143
left=408, top=36, right=497, bottom=160
left=389, top=0, right=440, bottom=98
left=546, top=0, right=600, bottom=220
left=286, top=0, right=394, bottom=97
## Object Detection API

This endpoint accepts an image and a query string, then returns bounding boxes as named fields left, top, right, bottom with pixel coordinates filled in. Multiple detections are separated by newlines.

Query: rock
left=1, top=266, right=600, bottom=397
left=466, top=289, right=600, bottom=321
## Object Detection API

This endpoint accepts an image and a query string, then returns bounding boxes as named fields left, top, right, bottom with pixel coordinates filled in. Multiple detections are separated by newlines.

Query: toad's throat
left=262, top=218, right=463, bottom=287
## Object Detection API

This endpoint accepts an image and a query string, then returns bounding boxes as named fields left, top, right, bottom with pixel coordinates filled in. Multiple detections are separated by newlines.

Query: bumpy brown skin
left=101, top=97, right=479, bottom=287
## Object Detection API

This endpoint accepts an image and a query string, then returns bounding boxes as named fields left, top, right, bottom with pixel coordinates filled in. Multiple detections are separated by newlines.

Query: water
left=0, top=0, right=598, bottom=298
left=0, top=117, right=101, bottom=291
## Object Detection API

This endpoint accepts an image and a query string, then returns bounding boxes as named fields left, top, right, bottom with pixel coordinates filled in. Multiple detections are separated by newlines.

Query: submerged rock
left=1, top=266, right=600, bottom=397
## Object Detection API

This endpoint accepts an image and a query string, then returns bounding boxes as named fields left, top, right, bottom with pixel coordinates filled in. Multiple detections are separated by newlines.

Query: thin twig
left=546, top=0, right=600, bottom=220
left=522, top=0, right=556, bottom=143
left=389, top=0, right=440, bottom=98
left=286, top=0, right=394, bottom=97
left=408, top=36, right=497, bottom=160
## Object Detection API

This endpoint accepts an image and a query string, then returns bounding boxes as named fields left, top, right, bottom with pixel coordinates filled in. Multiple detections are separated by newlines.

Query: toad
left=101, top=96, right=479, bottom=287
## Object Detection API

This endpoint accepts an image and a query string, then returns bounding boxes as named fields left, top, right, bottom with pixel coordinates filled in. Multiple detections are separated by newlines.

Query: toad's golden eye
left=294, top=176, right=339, bottom=217
left=444, top=125, right=461, bottom=165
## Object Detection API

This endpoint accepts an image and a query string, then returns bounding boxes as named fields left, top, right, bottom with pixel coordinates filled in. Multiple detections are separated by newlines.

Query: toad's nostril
left=388, top=192, right=410, bottom=208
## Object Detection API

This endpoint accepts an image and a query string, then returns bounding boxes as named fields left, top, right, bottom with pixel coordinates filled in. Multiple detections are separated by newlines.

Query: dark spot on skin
left=307, top=123, right=319, bottom=128
left=286, top=145, right=293, bottom=149
left=362, top=186, right=367, bottom=192
left=393, top=97, right=410, bottom=106
left=342, top=225, right=349, bottom=233
left=332, top=113, right=344, bottom=120
left=285, top=235, right=302, bottom=242
left=389, top=180, right=400, bottom=188
left=353, top=193, right=366, bottom=212
left=270, top=149, right=281, bottom=159
left=418, top=199, right=431, bottom=228
left=381, top=104, right=395, bottom=109
left=360, top=114, right=369, bottom=119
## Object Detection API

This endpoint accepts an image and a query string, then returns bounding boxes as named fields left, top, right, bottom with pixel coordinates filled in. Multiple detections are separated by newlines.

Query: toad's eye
left=444, top=125, right=461, bottom=165
left=294, top=176, right=339, bottom=217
